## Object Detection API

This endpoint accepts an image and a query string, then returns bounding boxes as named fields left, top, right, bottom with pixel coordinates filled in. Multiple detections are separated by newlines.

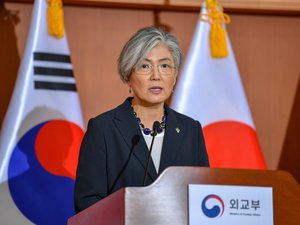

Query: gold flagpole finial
left=47, top=0, right=65, bottom=38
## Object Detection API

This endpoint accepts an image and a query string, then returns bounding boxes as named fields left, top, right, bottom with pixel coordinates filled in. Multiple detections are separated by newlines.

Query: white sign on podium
left=188, top=184, right=273, bottom=225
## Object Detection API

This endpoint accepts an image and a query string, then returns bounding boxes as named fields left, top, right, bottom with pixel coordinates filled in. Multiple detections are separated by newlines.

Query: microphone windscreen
left=153, top=121, right=160, bottom=131
left=152, top=121, right=161, bottom=136
left=131, top=134, right=140, bottom=146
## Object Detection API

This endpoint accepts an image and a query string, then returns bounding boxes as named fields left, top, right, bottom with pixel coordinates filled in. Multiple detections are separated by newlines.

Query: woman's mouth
left=149, top=86, right=162, bottom=94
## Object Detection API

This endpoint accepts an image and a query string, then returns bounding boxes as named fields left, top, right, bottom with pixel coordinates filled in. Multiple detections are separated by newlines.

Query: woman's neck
left=131, top=101, right=164, bottom=129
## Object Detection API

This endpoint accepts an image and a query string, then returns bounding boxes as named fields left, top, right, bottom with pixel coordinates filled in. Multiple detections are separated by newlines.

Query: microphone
left=143, top=121, right=160, bottom=186
left=108, top=134, right=140, bottom=194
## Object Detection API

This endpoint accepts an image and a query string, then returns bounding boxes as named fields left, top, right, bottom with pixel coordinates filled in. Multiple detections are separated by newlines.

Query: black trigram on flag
left=33, top=52, right=77, bottom=92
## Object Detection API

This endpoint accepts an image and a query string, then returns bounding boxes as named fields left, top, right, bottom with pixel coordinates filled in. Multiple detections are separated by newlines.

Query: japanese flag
left=171, top=4, right=266, bottom=169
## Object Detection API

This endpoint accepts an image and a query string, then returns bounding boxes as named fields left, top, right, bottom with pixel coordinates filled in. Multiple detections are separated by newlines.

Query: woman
left=74, top=26, right=209, bottom=213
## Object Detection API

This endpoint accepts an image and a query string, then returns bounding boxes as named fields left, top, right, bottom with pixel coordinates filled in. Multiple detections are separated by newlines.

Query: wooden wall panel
left=64, top=7, right=154, bottom=119
left=0, top=3, right=31, bottom=130
left=4, top=0, right=300, bottom=13
left=278, top=78, right=300, bottom=184
left=1, top=2, right=300, bottom=170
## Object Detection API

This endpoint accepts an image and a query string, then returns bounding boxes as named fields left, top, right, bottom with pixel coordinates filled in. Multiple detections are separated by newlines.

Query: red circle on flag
left=203, top=121, right=267, bottom=169
left=35, top=120, right=84, bottom=180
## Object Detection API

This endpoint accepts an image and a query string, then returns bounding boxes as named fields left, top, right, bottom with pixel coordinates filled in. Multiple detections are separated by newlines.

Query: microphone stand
left=143, top=121, right=160, bottom=186
left=108, top=134, right=140, bottom=194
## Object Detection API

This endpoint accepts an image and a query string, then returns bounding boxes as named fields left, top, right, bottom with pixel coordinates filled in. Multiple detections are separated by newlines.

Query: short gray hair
left=118, top=26, right=182, bottom=82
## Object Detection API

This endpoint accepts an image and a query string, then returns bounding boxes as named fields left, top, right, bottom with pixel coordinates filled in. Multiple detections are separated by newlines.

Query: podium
left=68, top=167, right=300, bottom=225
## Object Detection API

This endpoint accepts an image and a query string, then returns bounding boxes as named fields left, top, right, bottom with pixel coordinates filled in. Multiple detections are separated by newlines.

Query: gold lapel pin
left=176, top=128, right=180, bottom=133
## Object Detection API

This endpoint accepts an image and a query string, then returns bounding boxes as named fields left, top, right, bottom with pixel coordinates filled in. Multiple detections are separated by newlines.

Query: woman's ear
left=173, top=70, right=179, bottom=86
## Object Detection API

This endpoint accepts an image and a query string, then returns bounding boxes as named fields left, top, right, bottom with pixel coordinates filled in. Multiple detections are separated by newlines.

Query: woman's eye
left=161, top=64, right=170, bottom=68
left=160, top=63, right=170, bottom=68
left=141, top=64, right=150, bottom=69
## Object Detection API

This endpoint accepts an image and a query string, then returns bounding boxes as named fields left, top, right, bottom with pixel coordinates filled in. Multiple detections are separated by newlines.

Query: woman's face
left=128, top=45, right=178, bottom=107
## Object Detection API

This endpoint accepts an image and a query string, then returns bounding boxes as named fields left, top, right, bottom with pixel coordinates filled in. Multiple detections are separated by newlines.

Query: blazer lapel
left=158, top=106, right=184, bottom=174
left=113, top=98, right=158, bottom=183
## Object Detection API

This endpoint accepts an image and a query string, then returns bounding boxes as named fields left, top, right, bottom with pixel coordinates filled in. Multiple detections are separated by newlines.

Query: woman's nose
left=150, top=65, right=161, bottom=80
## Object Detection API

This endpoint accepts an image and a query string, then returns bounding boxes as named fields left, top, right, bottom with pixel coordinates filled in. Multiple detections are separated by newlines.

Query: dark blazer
left=74, top=98, right=209, bottom=213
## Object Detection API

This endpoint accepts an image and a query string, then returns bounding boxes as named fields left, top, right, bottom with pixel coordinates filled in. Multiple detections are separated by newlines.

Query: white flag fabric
left=171, top=4, right=266, bottom=169
left=0, top=0, right=84, bottom=224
